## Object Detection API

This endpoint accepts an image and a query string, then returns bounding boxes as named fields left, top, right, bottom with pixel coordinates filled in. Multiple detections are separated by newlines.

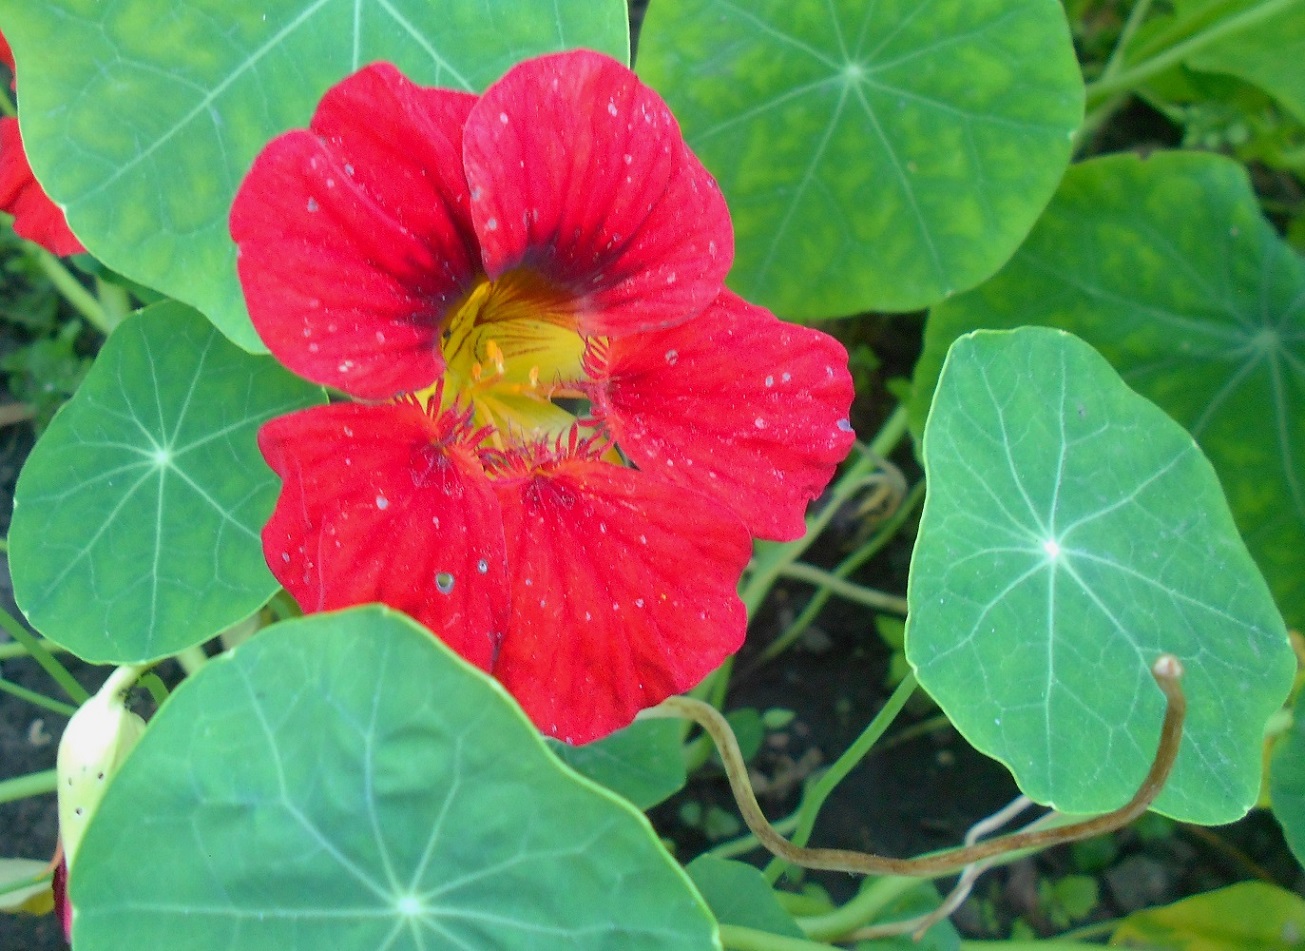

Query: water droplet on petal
left=375, top=494, right=389, bottom=510
left=764, top=375, right=774, bottom=387
left=837, top=419, right=853, bottom=432
left=435, top=572, right=454, bottom=594
left=754, top=417, right=767, bottom=429
left=664, top=349, right=678, bottom=366
left=306, top=197, right=319, bottom=212
left=477, top=559, right=489, bottom=574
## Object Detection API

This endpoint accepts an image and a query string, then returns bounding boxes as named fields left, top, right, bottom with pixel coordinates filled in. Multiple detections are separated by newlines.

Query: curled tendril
left=640, top=654, right=1186, bottom=879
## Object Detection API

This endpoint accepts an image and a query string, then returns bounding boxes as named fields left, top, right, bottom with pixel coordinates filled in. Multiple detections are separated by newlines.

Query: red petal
left=463, top=50, right=732, bottom=337
left=595, top=291, right=856, bottom=542
left=0, top=32, right=12, bottom=73
left=259, top=401, right=509, bottom=669
left=0, top=118, right=85, bottom=256
left=232, top=64, right=479, bottom=399
left=493, top=458, right=750, bottom=743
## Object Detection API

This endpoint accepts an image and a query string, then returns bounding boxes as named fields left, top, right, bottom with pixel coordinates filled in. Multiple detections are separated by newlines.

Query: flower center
left=435, top=270, right=589, bottom=446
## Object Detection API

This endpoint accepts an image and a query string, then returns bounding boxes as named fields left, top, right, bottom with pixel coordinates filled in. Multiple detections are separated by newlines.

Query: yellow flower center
left=430, top=270, right=591, bottom=448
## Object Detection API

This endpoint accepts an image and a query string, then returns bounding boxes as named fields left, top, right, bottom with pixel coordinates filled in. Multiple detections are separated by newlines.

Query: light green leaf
left=1176, top=0, right=1305, bottom=124
left=1110, top=881, right=1305, bottom=950
left=1270, top=687, right=1305, bottom=866
left=911, top=151, right=1305, bottom=633
left=71, top=607, right=719, bottom=951
left=0, top=0, right=630, bottom=350
left=548, top=718, right=688, bottom=810
left=0, top=858, right=53, bottom=915
left=635, top=0, right=1082, bottom=316
left=9, top=301, right=323, bottom=663
left=686, top=856, right=805, bottom=939
left=907, top=327, right=1292, bottom=823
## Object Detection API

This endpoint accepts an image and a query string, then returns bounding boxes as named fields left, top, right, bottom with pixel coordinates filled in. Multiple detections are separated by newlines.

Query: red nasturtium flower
left=0, top=32, right=85, bottom=256
left=232, top=50, right=855, bottom=743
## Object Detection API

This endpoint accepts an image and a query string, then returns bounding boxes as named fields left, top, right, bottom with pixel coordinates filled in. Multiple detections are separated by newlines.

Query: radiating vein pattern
left=9, top=303, right=322, bottom=663
left=907, top=328, right=1293, bottom=824
left=71, top=612, right=718, bottom=951
left=636, top=0, right=1082, bottom=315
left=3, top=0, right=629, bottom=348
left=914, top=151, right=1305, bottom=631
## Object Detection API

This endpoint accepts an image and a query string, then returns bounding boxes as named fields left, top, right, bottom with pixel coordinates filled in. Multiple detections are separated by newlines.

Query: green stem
left=0, top=637, right=65, bottom=661
left=32, top=248, right=114, bottom=335
left=0, top=606, right=88, bottom=704
left=94, top=276, right=133, bottom=330
left=0, top=537, right=8, bottom=552
left=757, top=480, right=925, bottom=666
left=0, top=677, right=78, bottom=717
left=1100, top=0, right=1157, bottom=80
left=0, top=768, right=57, bottom=804
left=1085, top=0, right=1300, bottom=106
left=740, top=406, right=909, bottom=617
left=174, top=645, right=208, bottom=676
left=796, top=875, right=920, bottom=942
left=960, top=943, right=1109, bottom=951
left=0, top=81, right=14, bottom=118
left=719, top=924, right=837, bottom=951
left=138, top=672, right=170, bottom=707
left=776, top=562, right=908, bottom=615
left=765, top=673, right=918, bottom=883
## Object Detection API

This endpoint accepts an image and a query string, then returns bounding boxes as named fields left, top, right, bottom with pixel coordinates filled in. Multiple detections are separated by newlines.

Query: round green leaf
left=548, top=719, right=688, bottom=810
left=0, top=0, right=630, bottom=350
left=1270, top=688, right=1305, bottom=867
left=910, top=150, right=1305, bottom=632
left=635, top=0, right=1082, bottom=316
left=71, top=607, right=718, bottom=951
left=9, top=301, right=323, bottom=663
left=907, top=327, right=1292, bottom=823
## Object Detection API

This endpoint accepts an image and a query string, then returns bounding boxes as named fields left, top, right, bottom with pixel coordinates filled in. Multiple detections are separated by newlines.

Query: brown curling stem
left=641, top=654, right=1186, bottom=877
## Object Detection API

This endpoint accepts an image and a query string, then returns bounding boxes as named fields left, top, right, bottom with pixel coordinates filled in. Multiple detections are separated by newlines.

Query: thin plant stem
left=94, top=277, right=132, bottom=329
left=755, top=480, right=925, bottom=667
left=138, top=672, right=170, bottom=707
left=1085, top=0, right=1300, bottom=106
left=719, top=924, right=838, bottom=951
left=0, top=768, right=57, bottom=804
left=764, top=673, right=918, bottom=882
left=775, top=562, right=908, bottom=615
left=796, top=875, right=921, bottom=942
left=1100, top=0, right=1157, bottom=80
left=0, top=605, right=88, bottom=704
left=0, top=677, right=78, bottom=717
left=740, top=406, right=909, bottom=617
left=959, top=943, right=1110, bottom=951
left=641, top=655, right=1186, bottom=878
left=32, top=248, right=114, bottom=335
left=0, top=637, right=66, bottom=662
left=174, top=645, right=208, bottom=676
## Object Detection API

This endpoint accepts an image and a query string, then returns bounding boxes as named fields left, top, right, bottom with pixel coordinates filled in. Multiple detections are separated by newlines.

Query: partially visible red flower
left=233, top=51, right=855, bottom=743
left=0, top=31, right=84, bottom=256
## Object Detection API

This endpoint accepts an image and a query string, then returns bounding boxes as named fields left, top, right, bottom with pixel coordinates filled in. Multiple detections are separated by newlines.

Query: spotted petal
left=597, top=291, right=855, bottom=541
left=494, top=458, right=750, bottom=743
left=463, top=50, right=733, bottom=337
left=259, top=401, right=508, bottom=670
left=233, top=64, right=479, bottom=399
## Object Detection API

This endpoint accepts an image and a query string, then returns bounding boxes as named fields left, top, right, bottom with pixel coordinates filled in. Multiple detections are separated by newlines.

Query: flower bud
left=56, top=668, right=147, bottom=869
